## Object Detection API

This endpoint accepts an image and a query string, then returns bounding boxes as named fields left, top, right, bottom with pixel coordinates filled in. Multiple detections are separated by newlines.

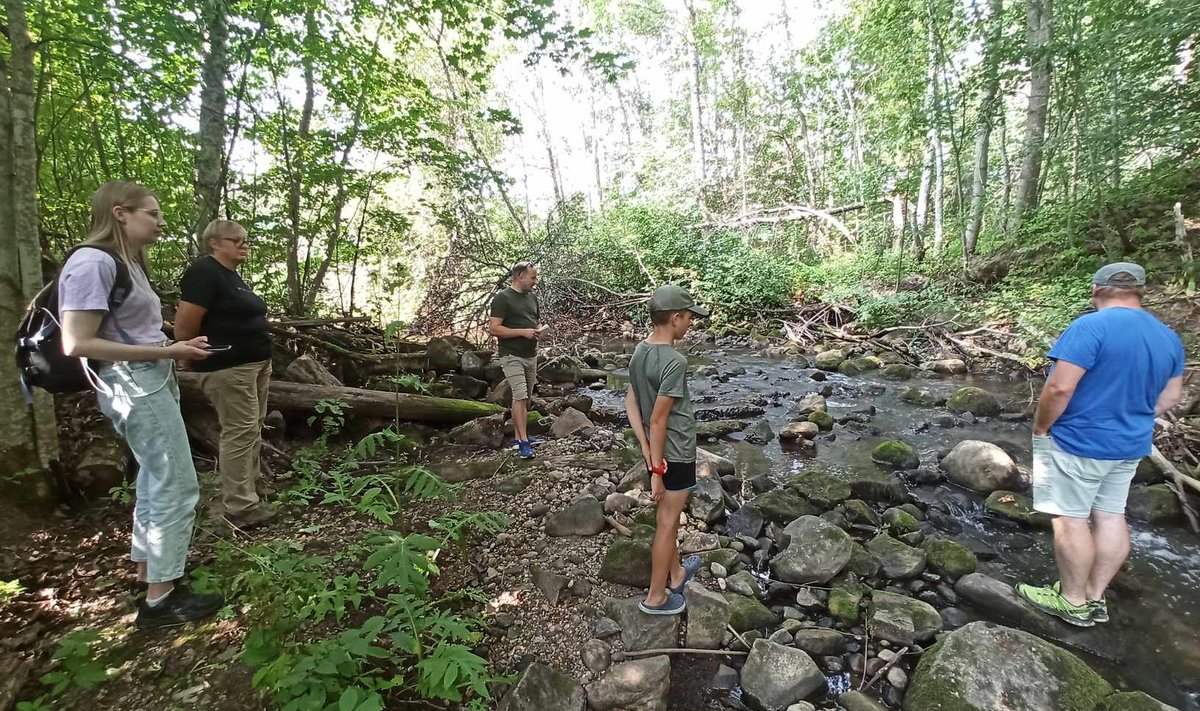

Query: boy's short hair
left=650, top=309, right=687, bottom=326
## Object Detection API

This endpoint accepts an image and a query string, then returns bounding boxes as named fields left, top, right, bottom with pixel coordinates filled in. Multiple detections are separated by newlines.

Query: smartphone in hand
left=207, top=345, right=233, bottom=352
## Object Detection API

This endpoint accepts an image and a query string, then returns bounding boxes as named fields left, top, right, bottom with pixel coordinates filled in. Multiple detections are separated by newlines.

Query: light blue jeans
left=95, top=360, right=199, bottom=583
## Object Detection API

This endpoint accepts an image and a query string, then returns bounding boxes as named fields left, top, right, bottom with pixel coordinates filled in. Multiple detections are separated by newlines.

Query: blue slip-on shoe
left=518, top=440, right=535, bottom=459
left=669, top=556, right=703, bottom=595
left=639, top=592, right=686, bottom=616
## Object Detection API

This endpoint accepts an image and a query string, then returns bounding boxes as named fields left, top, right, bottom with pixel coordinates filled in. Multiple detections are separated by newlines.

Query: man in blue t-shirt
left=1017, top=262, right=1184, bottom=627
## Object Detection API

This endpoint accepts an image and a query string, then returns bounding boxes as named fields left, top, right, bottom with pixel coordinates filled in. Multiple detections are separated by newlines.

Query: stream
left=581, top=339, right=1200, bottom=710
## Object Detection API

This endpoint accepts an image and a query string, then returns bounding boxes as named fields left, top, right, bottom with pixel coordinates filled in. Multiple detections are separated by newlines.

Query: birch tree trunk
left=684, top=0, right=707, bottom=189
left=964, top=0, right=1004, bottom=256
left=194, top=0, right=229, bottom=250
left=0, top=0, right=58, bottom=502
left=1009, top=0, right=1053, bottom=235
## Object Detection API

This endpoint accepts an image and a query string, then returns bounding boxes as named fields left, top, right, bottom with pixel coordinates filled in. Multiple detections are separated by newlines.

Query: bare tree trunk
left=684, top=0, right=707, bottom=189
left=916, top=142, right=933, bottom=234
left=0, top=0, right=58, bottom=500
left=283, top=8, right=317, bottom=315
left=964, top=0, right=1004, bottom=256
left=194, top=0, right=229, bottom=252
left=1009, top=0, right=1053, bottom=235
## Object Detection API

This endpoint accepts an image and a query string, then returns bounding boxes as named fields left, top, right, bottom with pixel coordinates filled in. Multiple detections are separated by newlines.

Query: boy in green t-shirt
left=626, top=285, right=709, bottom=615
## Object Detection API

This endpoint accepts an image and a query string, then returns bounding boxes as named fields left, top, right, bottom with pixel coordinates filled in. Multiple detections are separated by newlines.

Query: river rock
left=1094, top=691, right=1181, bottom=711
left=741, top=639, right=826, bottom=711
left=711, top=664, right=739, bottom=691
left=841, top=498, right=880, bottom=526
left=882, top=507, right=920, bottom=535
left=846, top=542, right=882, bottom=577
left=755, top=489, right=818, bottom=524
left=449, top=413, right=506, bottom=448
left=1126, top=484, right=1183, bottom=524
left=679, top=532, right=720, bottom=555
left=839, top=690, right=888, bottom=711
left=689, top=477, right=726, bottom=524
left=946, top=386, right=1002, bottom=417
left=581, top=639, right=612, bottom=674
left=696, top=419, right=751, bottom=439
left=791, top=628, right=846, bottom=656
left=789, top=469, right=852, bottom=508
left=697, top=447, right=737, bottom=478
left=531, top=565, right=571, bottom=604
left=599, top=539, right=652, bottom=587
left=603, top=597, right=679, bottom=652
left=586, top=655, right=671, bottom=711
left=696, top=403, right=767, bottom=422
left=924, top=358, right=968, bottom=375
left=459, top=350, right=486, bottom=378
left=1134, top=457, right=1165, bottom=484
left=618, top=462, right=650, bottom=492
left=871, top=440, right=920, bottom=470
left=725, top=592, right=778, bottom=632
left=540, top=354, right=584, bottom=384
left=727, top=504, right=765, bottom=538
left=922, top=538, right=977, bottom=578
left=941, top=440, right=1022, bottom=493
left=866, top=533, right=927, bottom=579
left=726, top=570, right=761, bottom=598
left=794, top=393, right=828, bottom=416
left=545, top=495, right=606, bottom=536
left=744, top=418, right=776, bottom=445
left=904, top=621, right=1112, bottom=711
left=880, top=363, right=918, bottom=380
left=829, top=579, right=867, bottom=623
left=604, top=492, right=637, bottom=515
left=814, top=350, right=847, bottom=371
left=426, top=337, right=462, bottom=373
left=867, top=590, right=942, bottom=645
left=780, top=421, right=821, bottom=441
left=771, top=516, right=853, bottom=584
left=953, top=572, right=1106, bottom=647
left=900, top=386, right=943, bottom=407
left=497, top=661, right=586, bottom=711
left=684, top=582, right=730, bottom=649
left=840, top=357, right=882, bottom=375
left=551, top=407, right=594, bottom=438
left=984, top=490, right=1051, bottom=528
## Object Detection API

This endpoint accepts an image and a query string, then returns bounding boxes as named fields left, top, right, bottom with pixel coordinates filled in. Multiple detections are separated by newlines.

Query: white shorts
left=1031, top=434, right=1138, bottom=518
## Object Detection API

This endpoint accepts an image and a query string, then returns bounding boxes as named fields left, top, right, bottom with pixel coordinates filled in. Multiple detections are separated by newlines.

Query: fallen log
left=1150, top=445, right=1200, bottom=534
left=177, top=374, right=502, bottom=425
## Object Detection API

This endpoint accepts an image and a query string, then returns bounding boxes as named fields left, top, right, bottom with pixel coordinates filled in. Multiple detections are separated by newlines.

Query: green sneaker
left=1016, top=582, right=1095, bottom=627
left=1051, top=581, right=1108, bottom=623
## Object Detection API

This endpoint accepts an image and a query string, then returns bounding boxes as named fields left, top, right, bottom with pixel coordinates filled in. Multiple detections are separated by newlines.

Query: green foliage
left=37, top=630, right=111, bottom=697
left=0, top=579, right=24, bottom=605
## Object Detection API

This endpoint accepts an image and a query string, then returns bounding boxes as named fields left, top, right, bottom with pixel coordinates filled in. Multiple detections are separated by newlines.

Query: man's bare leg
left=1086, top=510, right=1130, bottom=601
left=1052, top=515, right=1095, bottom=606
left=512, top=397, right=529, bottom=442
left=646, top=491, right=689, bottom=606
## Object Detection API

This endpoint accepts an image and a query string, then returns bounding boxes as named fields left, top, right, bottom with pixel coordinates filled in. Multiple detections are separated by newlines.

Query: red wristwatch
left=649, top=462, right=667, bottom=476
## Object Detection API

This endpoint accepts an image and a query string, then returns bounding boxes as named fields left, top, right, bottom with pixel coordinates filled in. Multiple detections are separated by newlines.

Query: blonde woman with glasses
left=175, top=220, right=275, bottom=531
left=59, top=181, right=224, bottom=628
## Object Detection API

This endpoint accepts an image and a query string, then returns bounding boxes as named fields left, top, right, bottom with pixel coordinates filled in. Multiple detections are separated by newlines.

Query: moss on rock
left=755, top=489, right=819, bottom=524
left=788, top=469, right=852, bottom=509
left=1093, top=691, right=1175, bottom=711
left=808, top=410, right=835, bottom=431
left=985, top=490, right=1052, bottom=528
left=724, top=593, right=778, bottom=632
left=946, top=386, right=1002, bottom=417
left=922, top=538, right=977, bottom=577
left=829, top=579, right=868, bottom=623
left=871, top=440, right=920, bottom=470
left=598, top=539, right=652, bottom=587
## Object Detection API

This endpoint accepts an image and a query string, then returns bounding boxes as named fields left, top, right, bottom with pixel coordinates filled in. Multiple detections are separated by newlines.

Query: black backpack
left=15, top=246, right=133, bottom=397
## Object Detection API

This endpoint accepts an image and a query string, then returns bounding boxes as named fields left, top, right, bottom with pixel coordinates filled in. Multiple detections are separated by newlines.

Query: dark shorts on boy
left=663, top=461, right=697, bottom=492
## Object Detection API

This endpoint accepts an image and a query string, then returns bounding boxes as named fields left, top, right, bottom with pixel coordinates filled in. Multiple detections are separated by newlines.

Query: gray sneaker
left=639, top=592, right=686, bottom=616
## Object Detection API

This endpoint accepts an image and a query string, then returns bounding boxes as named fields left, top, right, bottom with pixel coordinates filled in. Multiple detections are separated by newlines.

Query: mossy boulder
left=755, top=489, right=818, bottom=524
left=867, top=590, right=943, bottom=645
left=771, top=515, right=854, bottom=584
left=846, top=542, right=881, bottom=578
left=946, top=386, right=1002, bottom=417
left=839, top=356, right=883, bottom=375
left=880, top=363, right=918, bottom=380
left=598, top=539, right=652, bottom=587
left=922, top=538, right=977, bottom=578
left=723, top=592, right=779, bottom=632
left=1126, top=484, right=1183, bottom=524
left=904, top=622, right=1113, bottom=711
left=900, top=386, right=943, bottom=407
left=871, top=440, right=920, bottom=470
left=807, top=410, right=835, bottom=431
left=882, top=507, right=921, bottom=535
left=985, top=490, right=1052, bottom=528
left=841, top=499, right=880, bottom=526
left=828, top=579, right=868, bottom=623
left=696, top=547, right=740, bottom=572
left=814, top=349, right=847, bottom=371
left=866, top=533, right=927, bottom=579
left=789, top=469, right=852, bottom=509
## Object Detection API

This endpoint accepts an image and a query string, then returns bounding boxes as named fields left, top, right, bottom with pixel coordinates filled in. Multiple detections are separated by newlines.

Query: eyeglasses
left=220, top=237, right=250, bottom=247
left=135, top=208, right=162, bottom=219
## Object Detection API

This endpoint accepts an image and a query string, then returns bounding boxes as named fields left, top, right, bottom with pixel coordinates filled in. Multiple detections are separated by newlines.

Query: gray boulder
left=904, top=622, right=1112, bottom=711
left=530, top=565, right=570, bottom=604
left=900, top=387, right=943, bottom=407
left=941, top=440, right=1022, bottom=493
left=740, top=639, right=825, bottom=710
left=790, top=628, right=846, bottom=656
left=545, top=495, right=606, bottom=536
left=946, top=386, right=1002, bottom=416
left=540, top=355, right=584, bottom=384
left=923, top=358, right=968, bottom=375
left=684, top=581, right=730, bottom=649
left=580, top=639, right=612, bottom=674
left=814, top=349, right=847, bottom=371
left=602, top=597, right=679, bottom=652
left=689, top=477, right=726, bottom=524
left=551, top=408, right=594, bottom=438
left=794, top=393, right=828, bottom=415
left=1127, top=484, right=1183, bottom=524
left=599, top=539, right=652, bottom=587
left=771, top=516, right=853, bottom=584
left=866, top=590, right=942, bottom=646
left=586, top=656, right=671, bottom=711
left=497, top=662, right=586, bottom=711
left=840, top=691, right=888, bottom=711
left=743, top=418, right=776, bottom=445
left=426, top=337, right=462, bottom=373
left=449, top=413, right=506, bottom=448
left=865, top=533, right=927, bottom=579
left=727, top=504, right=765, bottom=538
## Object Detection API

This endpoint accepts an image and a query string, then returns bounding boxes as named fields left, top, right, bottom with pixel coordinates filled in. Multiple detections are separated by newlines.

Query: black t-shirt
left=179, top=256, right=272, bottom=372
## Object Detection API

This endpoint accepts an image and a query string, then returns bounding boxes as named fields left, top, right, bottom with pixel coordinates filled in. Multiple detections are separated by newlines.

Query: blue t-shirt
left=1048, top=307, right=1184, bottom=460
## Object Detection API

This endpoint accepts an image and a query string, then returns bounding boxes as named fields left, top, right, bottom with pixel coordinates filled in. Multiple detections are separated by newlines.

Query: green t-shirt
left=490, top=287, right=540, bottom=358
left=629, top=340, right=696, bottom=463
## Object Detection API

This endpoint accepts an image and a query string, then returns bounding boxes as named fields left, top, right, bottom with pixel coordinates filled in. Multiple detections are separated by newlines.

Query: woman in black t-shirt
left=176, top=220, right=275, bottom=529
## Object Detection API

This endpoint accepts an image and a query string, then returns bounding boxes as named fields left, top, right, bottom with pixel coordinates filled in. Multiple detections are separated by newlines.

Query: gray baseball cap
left=649, top=284, right=710, bottom=317
left=1092, top=262, right=1146, bottom=287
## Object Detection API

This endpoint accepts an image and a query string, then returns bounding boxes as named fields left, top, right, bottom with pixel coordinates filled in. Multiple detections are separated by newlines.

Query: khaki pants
left=499, top=355, right=537, bottom=401
left=196, top=359, right=271, bottom=517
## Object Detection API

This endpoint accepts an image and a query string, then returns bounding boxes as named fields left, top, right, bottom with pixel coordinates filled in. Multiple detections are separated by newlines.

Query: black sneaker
left=135, top=586, right=225, bottom=629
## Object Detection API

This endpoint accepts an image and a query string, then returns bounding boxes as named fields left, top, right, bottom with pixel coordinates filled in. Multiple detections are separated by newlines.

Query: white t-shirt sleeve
left=59, top=250, right=117, bottom=312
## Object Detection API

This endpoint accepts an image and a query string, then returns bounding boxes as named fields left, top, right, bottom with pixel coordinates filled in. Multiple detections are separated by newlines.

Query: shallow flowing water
left=583, top=341, right=1200, bottom=710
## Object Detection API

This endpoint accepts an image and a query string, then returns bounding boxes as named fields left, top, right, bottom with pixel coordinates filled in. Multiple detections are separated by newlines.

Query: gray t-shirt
left=629, top=341, right=696, bottom=463
left=59, top=247, right=165, bottom=345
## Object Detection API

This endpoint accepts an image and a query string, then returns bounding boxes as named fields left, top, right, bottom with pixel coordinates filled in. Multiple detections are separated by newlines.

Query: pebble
left=786, top=703, right=816, bottom=711
left=887, top=666, right=908, bottom=689
left=877, top=649, right=897, bottom=662
left=711, top=563, right=728, bottom=578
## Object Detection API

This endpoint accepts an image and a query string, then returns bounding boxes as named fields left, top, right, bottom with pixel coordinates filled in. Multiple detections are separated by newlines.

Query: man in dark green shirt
left=489, top=262, right=543, bottom=458
left=626, top=284, right=709, bottom=616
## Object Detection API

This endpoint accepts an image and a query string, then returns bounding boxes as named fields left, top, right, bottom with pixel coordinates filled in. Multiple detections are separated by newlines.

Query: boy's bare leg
left=646, top=490, right=690, bottom=606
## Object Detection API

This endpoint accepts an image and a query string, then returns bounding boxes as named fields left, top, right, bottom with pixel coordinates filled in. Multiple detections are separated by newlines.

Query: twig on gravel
left=624, top=648, right=748, bottom=658
left=605, top=516, right=632, bottom=537
left=860, top=645, right=911, bottom=691
left=726, top=623, right=752, bottom=651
